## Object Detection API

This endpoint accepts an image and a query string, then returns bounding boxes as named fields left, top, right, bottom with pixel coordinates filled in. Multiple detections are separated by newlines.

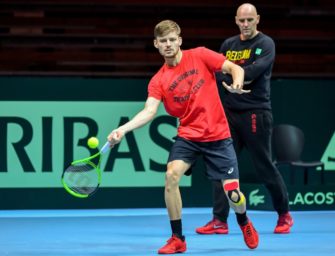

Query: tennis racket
left=61, top=141, right=111, bottom=198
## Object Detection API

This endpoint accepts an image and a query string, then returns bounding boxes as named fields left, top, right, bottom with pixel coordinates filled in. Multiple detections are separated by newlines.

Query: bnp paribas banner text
left=0, top=101, right=191, bottom=188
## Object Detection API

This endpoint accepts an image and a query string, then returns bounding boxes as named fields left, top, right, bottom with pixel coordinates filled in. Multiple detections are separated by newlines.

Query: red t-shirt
left=148, top=47, right=231, bottom=142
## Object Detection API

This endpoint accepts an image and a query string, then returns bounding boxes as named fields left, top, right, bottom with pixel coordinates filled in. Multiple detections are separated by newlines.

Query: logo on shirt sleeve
left=255, top=48, right=262, bottom=55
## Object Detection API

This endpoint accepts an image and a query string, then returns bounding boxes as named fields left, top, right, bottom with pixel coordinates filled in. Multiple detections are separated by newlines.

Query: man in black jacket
left=196, top=3, right=293, bottom=235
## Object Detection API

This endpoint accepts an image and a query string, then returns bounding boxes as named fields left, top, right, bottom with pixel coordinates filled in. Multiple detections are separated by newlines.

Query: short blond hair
left=154, top=20, right=181, bottom=38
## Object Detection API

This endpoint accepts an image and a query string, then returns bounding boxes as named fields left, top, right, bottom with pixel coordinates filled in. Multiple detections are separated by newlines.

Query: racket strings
left=63, top=162, right=100, bottom=195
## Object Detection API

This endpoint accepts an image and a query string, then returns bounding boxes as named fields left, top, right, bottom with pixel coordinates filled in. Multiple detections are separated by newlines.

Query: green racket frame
left=61, top=142, right=110, bottom=198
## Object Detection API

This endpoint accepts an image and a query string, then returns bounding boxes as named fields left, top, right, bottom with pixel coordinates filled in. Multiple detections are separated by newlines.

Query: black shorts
left=168, top=136, right=239, bottom=181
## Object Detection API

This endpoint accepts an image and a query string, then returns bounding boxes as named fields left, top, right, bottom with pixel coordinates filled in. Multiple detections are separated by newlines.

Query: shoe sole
left=158, top=248, right=186, bottom=254
left=274, top=230, right=290, bottom=234
left=274, top=221, right=293, bottom=234
left=244, top=235, right=259, bottom=249
left=247, top=244, right=258, bottom=249
left=196, top=230, right=228, bottom=235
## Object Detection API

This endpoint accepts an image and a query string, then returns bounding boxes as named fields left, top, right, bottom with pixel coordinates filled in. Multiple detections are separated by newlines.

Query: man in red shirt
left=108, top=19, right=258, bottom=254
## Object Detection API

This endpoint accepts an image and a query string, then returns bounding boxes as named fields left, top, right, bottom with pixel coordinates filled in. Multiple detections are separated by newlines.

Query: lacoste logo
left=249, top=189, right=265, bottom=206
left=227, top=167, right=234, bottom=174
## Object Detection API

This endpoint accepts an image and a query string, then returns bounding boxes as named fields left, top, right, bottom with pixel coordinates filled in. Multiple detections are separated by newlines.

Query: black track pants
left=212, top=109, right=289, bottom=222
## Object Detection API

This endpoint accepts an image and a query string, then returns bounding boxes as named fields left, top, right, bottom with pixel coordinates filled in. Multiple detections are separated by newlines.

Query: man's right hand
left=222, top=81, right=251, bottom=94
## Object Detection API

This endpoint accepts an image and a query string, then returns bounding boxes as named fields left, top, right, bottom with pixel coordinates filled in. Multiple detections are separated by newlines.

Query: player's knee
left=224, top=181, right=245, bottom=206
left=165, top=169, right=181, bottom=188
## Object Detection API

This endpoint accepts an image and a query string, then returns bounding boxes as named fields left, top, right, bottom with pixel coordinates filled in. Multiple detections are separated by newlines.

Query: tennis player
left=107, top=19, right=258, bottom=254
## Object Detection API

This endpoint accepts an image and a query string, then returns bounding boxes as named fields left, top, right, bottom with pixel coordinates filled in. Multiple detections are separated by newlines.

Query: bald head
left=235, top=3, right=260, bottom=40
left=236, top=3, right=258, bottom=16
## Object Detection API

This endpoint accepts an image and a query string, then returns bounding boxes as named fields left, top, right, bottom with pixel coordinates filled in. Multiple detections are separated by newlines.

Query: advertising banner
left=0, top=101, right=191, bottom=188
left=243, top=184, right=335, bottom=210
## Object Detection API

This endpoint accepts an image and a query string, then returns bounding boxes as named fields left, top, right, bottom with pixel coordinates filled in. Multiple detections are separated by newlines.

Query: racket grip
left=101, top=141, right=111, bottom=154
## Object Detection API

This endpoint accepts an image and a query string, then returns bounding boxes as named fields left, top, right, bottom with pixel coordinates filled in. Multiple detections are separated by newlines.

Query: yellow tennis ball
left=87, top=137, right=99, bottom=149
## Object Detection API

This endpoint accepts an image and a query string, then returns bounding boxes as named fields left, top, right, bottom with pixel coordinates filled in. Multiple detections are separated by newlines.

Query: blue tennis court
left=0, top=208, right=333, bottom=255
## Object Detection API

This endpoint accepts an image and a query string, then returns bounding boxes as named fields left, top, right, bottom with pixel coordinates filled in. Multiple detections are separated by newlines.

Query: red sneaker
left=240, top=220, right=259, bottom=249
left=196, top=218, right=229, bottom=234
left=158, top=235, right=186, bottom=254
left=274, top=212, right=294, bottom=234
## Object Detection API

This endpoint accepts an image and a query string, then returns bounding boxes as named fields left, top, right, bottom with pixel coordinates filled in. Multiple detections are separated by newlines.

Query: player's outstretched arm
left=107, top=97, right=160, bottom=144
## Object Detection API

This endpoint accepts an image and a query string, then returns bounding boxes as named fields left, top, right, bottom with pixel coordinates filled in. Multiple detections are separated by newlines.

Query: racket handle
left=101, top=141, right=111, bottom=154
